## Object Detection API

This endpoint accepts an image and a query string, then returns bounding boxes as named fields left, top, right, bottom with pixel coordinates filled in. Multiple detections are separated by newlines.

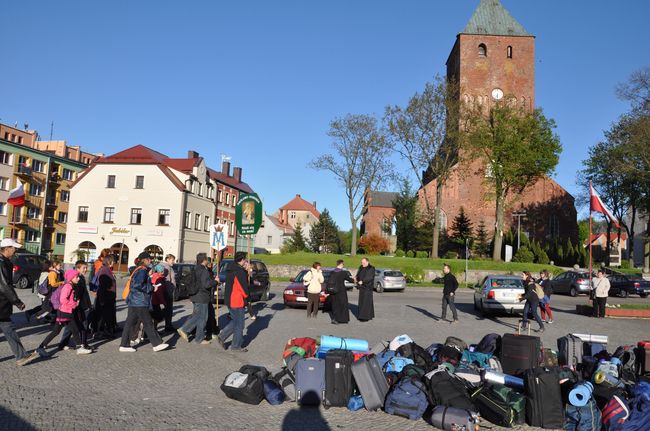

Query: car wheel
left=376, top=282, right=384, bottom=293
left=619, top=290, right=628, bottom=298
left=473, top=298, right=478, bottom=311
left=569, top=287, right=577, bottom=297
left=261, top=287, right=270, bottom=301
left=15, top=276, right=29, bottom=290
left=640, top=293, right=648, bottom=298
left=480, top=300, right=488, bottom=317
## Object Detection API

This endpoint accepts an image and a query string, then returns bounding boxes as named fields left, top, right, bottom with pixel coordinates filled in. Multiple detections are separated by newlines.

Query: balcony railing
left=17, top=165, right=32, bottom=176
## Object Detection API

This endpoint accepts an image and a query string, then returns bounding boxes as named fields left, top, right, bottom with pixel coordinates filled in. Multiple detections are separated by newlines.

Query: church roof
left=462, top=0, right=531, bottom=37
left=367, top=191, right=398, bottom=208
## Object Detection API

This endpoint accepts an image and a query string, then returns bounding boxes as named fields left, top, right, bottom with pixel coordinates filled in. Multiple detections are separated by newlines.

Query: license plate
left=296, top=296, right=308, bottom=302
left=501, top=292, right=515, bottom=298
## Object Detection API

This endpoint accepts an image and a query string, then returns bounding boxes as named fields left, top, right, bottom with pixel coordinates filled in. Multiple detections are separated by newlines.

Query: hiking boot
left=16, top=351, right=39, bottom=366
left=119, top=346, right=136, bottom=353
left=76, top=347, right=93, bottom=355
left=177, top=328, right=189, bottom=342
left=153, top=343, right=169, bottom=352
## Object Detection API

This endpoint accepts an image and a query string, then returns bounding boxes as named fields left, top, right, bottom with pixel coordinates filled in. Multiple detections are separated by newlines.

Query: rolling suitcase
left=351, top=354, right=389, bottom=411
left=294, top=358, right=326, bottom=406
left=524, top=367, right=563, bottom=429
left=324, top=349, right=353, bottom=407
left=557, top=334, right=584, bottom=371
left=501, top=334, right=541, bottom=376
left=637, top=341, right=650, bottom=375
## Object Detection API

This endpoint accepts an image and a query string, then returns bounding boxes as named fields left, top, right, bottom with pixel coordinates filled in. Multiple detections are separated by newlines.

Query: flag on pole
left=7, top=181, right=26, bottom=207
left=590, top=183, right=619, bottom=228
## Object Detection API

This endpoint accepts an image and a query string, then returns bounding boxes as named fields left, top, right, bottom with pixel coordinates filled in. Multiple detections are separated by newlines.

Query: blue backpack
left=377, top=351, right=397, bottom=368
left=263, top=379, right=285, bottom=405
left=461, top=350, right=492, bottom=369
left=347, top=395, right=364, bottom=411
left=621, top=382, right=650, bottom=431
left=384, top=378, right=430, bottom=420
left=565, top=398, right=602, bottom=431
left=383, top=356, right=415, bottom=373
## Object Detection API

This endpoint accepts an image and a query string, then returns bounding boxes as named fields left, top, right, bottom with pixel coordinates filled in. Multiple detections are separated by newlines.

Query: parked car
left=374, top=269, right=406, bottom=292
left=283, top=268, right=354, bottom=309
left=217, top=259, right=271, bottom=302
left=473, top=275, right=526, bottom=316
left=11, top=250, right=49, bottom=290
left=608, top=273, right=650, bottom=298
left=550, top=271, right=592, bottom=297
left=172, top=263, right=196, bottom=301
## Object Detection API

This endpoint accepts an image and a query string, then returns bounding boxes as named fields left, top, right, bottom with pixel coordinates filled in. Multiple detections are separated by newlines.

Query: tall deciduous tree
left=392, top=178, right=418, bottom=253
left=384, top=76, right=460, bottom=258
left=464, top=103, right=562, bottom=261
left=313, top=114, right=393, bottom=256
left=309, top=209, right=341, bottom=253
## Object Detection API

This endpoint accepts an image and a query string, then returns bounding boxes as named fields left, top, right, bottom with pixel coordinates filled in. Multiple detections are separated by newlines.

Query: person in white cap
left=0, top=238, right=39, bottom=366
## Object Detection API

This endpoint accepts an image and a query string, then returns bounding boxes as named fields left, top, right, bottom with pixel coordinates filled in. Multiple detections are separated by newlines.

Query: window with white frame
left=232, top=194, right=237, bottom=206
left=29, top=183, right=43, bottom=196
left=62, top=168, right=73, bottom=180
left=0, top=151, right=11, bottom=164
left=218, top=190, right=223, bottom=202
left=32, top=160, right=45, bottom=172
left=56, top=233, right=66, bottom=245
left=158, top=209, right=170, bottom=226
left=107, top=175, right=116, bottom=188
left=60, top=190, right=70, bottom=202
left=204, top=215, right=210, bottom=231
left=103, top=207, right=115, bottom=223
left=195, top=214, right=201, bottom=230
left=25, top=230, right=40, bottom=242
left=0, top=203, right=6, bottom=216
left=130, top=208, right=142, bottom=225
left=27, top=207, right=41, bottom=219
left=207, top=187, right=213, bottom=199
left=267, top=235, right=272, bottom=245
left=78, top=206, right=89, bottom=222
left=57, top=212, right=67, bottom=223
left=0, top=177, right=8, bottom=190
left=184, top=211, right=191, bottom=228
left=225, top=192, right=230, bottom=206
left=290, top=211, right=296, bottom=219
left=135, top=175, right=144, bottom=189
left=230, top=221, right=235, bottom=236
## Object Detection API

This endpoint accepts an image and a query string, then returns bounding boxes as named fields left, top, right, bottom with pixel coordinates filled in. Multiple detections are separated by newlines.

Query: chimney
left=222, top=161, right=231, bottom=176
left=187, top=150, right=199, bottom=159
left=313, top=201, right=317, bottom=209
left=296, top=194, right=301, bottom=198
left=233, top=167, right=242, bottom=182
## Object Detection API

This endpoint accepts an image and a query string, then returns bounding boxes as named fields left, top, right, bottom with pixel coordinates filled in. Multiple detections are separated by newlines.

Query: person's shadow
left=281, top=407, right=331, bottom=431
left=406, top=305, right=440, bottom=321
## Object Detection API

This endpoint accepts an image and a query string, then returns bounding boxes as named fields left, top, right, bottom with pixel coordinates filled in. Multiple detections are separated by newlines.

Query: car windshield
left=384, top=271, right=403, bottom=277
left=490, top=278, right=524, bottom=289
left=293, top=270, right=309, bottom=283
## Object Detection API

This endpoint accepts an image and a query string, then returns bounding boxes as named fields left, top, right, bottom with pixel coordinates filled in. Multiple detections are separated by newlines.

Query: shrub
left=401, top=265, right=425, bottom=283
left=406, top=250, right=416, bottom=258
left=395, top=249, right=405, bottom=257
left=512, top=247, right=534, bottom=263
left=443, top=251, right=458, bottom=259
left=358, top=234, right=390, bottom=255
left=535, top=249, right=550, bottom=265
left=415, top=251, right=428, bottom=259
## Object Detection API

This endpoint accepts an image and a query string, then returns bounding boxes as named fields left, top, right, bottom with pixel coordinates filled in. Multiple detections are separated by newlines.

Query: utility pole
left=512, top=211, right=527, bottom=250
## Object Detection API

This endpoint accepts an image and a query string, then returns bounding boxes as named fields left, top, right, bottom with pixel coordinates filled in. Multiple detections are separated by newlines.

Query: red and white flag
left=7, top=181, right=26, bottom=207
left=590, top=183, right=619, bottom=229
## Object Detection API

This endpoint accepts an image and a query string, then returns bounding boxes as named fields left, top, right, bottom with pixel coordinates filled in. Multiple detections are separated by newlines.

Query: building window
left=0, top=151, right=11, bottom=164
left=195, top=214, right=201, bottom=230
left=158, top=209, right=170, bottom=226
left=207, top=187, right=213, bottom=199
left=32, top=160, right=44, bottom=172
left=478, top=43, right=487, bottom=57
left=230, top=221, right=235, bottom=236
left=135, top=176, right=144, bottom=189
left=225, top=192, right=230, bottom=206
left=0, top=177, right=8, bottom=190
left=232, top=194, right=237, bottom=206
left=29, top=183, right=43, bottom=196
left=130, top=208, right=142, bottom=225
left=267, top=235, right=273, bottom=245
left=56, top=233, right=66, bottom=245
left=549, top=214, right=560, bottom=238
left=103, top=207, right=115, bottom=223
left=204, top=215, right=210, bottom=231
left=507, top=45, right=513, bottom=58
left=197, top=183, right=202, bottom=196
left=218, top=190, right=223, bottom=202
left=26, top=230, right=40, bottom=242
left=184, top=211, right=191, bottom=228
left=107, top=175, right=116, bottom=188
left=27, top=207, right=41, bottom=219
left=0, top=203, right=5, bottom=216
left=18, top=155, right=28, bottom=166
left=60, top=190, right=70, bottom=202
left=290, top=211, right=296, bottom=219
left=78, top=206, right=89, bottom=222
left=62, top=168, right=73, bottom=180
left=12, top=207, right=22, bottom=223
left=57, top=212, right=68, bottom=223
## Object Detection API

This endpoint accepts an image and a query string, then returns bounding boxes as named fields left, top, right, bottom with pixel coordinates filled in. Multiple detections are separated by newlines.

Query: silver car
left=374, top=269, right=406, bottom=292
left=473, top=275, right=526, bottom=316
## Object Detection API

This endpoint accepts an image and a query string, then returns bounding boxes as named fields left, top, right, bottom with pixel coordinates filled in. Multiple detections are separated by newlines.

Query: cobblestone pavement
left=1, top=281, right=648, bottom=431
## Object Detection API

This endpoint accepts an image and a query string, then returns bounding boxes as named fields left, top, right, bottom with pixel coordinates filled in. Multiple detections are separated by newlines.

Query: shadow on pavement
left=406, top=305, right=440, bottom=321
left=245, top=314, right=273, bottom=348
left=0, top=405, right=38, bottom=431
left=281, top=407, right=331, bottom=431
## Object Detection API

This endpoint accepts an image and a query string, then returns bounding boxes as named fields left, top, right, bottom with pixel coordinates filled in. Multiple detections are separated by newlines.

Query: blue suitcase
left=294, top=358, right=326, bottom=406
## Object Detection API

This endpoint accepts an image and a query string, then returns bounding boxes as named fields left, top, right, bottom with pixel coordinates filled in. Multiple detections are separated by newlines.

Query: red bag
left=352, top=352, right=369, bottom=362
left=282, top=337, right=317, bottom=359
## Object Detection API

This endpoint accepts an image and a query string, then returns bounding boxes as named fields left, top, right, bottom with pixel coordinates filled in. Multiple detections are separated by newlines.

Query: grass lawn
left=613, top=267, right=647, bottom=277
left=609, top=303, right=650, bottom=310
left=256, top=251, right=563, bottom=280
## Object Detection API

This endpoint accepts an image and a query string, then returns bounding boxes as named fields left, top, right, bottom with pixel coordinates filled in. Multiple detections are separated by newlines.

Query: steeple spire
left=462, top=0, right=531, bottom=36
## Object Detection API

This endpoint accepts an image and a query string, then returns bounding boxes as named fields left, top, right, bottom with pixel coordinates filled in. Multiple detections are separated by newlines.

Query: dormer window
left=507, top=46, right=513, bottom=58
left=478, top=43, right=487, bottom=57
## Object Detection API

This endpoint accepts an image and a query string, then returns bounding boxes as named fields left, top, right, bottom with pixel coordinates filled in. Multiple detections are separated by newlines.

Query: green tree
left=474, top=220, right=490, bottom=258
left=512, top=247, right=534, bottom=263
left=392, top=178, right=418, bottom=253
left=313, top=114, right=393, bottom=256
left=577, top=219, right=590, bottom=245
left=309, top=209, right=341, bottom=253
left=565, top=238, right=575, bottom=266
left=384, top=76, right=460, bottom=258
left=464, top=103, right=562, bottom=261
left=282, top=223, right=308, bottom=253
left=450, top=206, right=474, bottom=257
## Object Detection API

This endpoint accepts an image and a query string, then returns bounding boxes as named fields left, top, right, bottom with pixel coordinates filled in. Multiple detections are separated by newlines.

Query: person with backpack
left=160, top=254, right=176, bottom=332
left=57, top=261, right=93, bottom=351
left=36, top=269, right=93, bottom=357
left=538, top=269, right=553, bottom=324
left=0, top=238, right=40, bottom=366
left=328, top=260, right=354, bottom=325
left=519, top=272, right=544, bottom=333
left=37, top=259, right=63, bottom=321
left=150, top=263, right=171, bottom=330
left=94, top=255, right=118, bottom=338
left=177, top=253, right=218, bottom=345
left=441, top=263, right=459, bottom=324
left=118, top=252, right=169, bottom=353
left=302, top=262, right=324, bottom=319
left=24, top=259, right=51, bottom=321
left=216, top=252, right=250, bottom=352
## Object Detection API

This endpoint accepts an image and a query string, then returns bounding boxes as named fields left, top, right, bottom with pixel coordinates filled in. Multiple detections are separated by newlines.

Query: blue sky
left=2, top=1, right=648, bottom=229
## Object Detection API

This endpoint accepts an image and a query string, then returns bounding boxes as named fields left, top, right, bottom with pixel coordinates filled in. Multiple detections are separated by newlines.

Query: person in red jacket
left=216, top=252, right=250, bottom=352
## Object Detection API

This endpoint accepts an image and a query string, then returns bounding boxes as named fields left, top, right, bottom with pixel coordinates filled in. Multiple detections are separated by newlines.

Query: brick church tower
left=419, top=0, right=578, bottom=248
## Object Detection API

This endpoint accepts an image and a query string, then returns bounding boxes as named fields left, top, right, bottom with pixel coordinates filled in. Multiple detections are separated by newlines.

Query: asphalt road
left=0, top=280, right=648, bottom=431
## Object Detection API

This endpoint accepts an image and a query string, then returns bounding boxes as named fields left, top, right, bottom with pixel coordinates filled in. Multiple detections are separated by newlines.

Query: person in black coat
left=441, top=264, right=459, bottom=323
left=328, top=260, right=353, bottom=324
left=520, top=272, right=544, bottom=333
left=355, top=258, right=375, bottom=322
left=177, top=253, right=217, bottom=345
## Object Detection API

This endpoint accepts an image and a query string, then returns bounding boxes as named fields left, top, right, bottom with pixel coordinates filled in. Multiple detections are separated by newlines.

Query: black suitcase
left=324, top=349, right=353, bottom=407
left=524, top=367, right=563, bottom=429
left=501, top=334, right=541, bottom=376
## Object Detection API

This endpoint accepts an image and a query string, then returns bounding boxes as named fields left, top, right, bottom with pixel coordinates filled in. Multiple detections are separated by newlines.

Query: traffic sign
left=210, top=223, right=229, bottom=251
left=235, top=193, right=263, bottom=235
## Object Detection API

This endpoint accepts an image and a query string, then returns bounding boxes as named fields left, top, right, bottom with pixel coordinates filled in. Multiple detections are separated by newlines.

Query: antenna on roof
left=50, top=121, right=54, bottom=140
left=221, top=154, right=232, bottom=163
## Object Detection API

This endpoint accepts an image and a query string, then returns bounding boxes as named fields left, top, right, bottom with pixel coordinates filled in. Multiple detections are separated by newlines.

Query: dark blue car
left=214, top=259, right=270, bottom=302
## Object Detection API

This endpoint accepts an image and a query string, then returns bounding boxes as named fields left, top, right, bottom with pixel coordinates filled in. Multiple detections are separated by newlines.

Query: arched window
left=478, top=43, right=487, bottom=57
left=507, top=46, right=513, bottom=58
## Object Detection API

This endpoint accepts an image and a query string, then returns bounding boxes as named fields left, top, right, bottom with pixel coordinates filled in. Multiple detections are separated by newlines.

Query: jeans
left=164, top=296, right=174, bottom=329
left=442, top=294, right=458, bottom=321
left=219, top=307, right=245, bottom=350
left=0, top=320, right=27, bottom=360
left=522, top=301, right=544, bottom=329
left=120, top=307, right=163, bottom=348
left=40, top=318, right=81, bottom=349
left=181, top=303, right=209, bottom=344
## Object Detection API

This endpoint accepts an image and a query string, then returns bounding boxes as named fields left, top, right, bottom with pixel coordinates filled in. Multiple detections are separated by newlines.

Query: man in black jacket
left=217, top=252, right=250, bottom=352
left=441, top=264, right=459, bottom=324
left=0, top=239, right=39, bottom=366
left=178, top=253, right=217, bottom=344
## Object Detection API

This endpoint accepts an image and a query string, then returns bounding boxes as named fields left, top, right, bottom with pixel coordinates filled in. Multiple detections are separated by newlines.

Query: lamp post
left=512, top=211, right=527, bottom=250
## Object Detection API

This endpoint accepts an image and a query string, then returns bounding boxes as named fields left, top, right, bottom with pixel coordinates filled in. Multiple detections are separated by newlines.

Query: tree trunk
left=605, top=223, right=612, bottom=267
left=431, top=183, right=443, bottom=259
left=645, top=215, right=650, bottom=271
left=492, top=193, right=505, bottom=261
left=628, top=204, right=636, bottom=268
left=350, top=219, right=358, bottom=256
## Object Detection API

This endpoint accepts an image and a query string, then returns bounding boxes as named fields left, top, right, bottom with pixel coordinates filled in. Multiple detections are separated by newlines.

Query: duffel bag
left=429, top=405, right=480, bottom=431
left=263, top=379, right=285, bottom=405
left=445, top=336, right=468, bottom=353
left=273, top=368, right=296, bottom=402
left=396, top=342, right=435, bottom=372
left=471, top=385, right=516, bottom=427
left=221, top=371, right=265, bottom=405
left=565, top=398, right=602, bottom=431
left=384, top=378, right=430, bottom=421
left=425, top=369, right=475, bottom=411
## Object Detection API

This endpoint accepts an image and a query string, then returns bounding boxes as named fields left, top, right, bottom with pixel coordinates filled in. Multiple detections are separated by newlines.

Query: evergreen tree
left=309, top=209, right=341, bottom=253
left=450, top=206, right=474, bottom=257
left=474, top=220, right=490, bottom=258
left=282, top=223, right=309, bottom=253
left=392, top=179, right=418, bottom=253
left=565, top=238, right=576, bottom=266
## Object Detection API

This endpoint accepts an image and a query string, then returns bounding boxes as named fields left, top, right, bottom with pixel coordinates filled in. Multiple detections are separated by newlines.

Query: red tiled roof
left=267, top=215, right=295, bottom=235
left=95, top=144, right=169, bottom=164
left=585, top=232, right=628, bottom=246
left=279, top=194, right=320, bottom=218
left=208, top=168, right=254, bottom=194
left=166, top=158, right=201, bottom=173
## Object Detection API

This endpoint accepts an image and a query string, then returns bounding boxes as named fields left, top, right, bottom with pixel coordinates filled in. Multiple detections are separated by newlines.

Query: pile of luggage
left=221, top=333, right=650, bottom=430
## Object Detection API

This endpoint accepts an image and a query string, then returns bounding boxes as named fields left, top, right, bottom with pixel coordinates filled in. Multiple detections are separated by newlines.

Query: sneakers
left=36, top=347, right=49, bottom=358
left=119, top=346, right=136, bottom=353
left=450, top=319, right=459, bottom=325
left=230, top=348, right=248, bottom=353
left=76, top=347, right=93, bottom=355
left=250, top=315, right=256, bottom=321
left=548, top=320, right=553, bottom=324
left=130, top=338, right=142, bottom=347
left=538, top=327, right=545, bottom=333
left=177, top=328, right=189, bottom=342
left=200, top=340, right=211, bottom=345
left=16, top=351, right=39, bottom=366
left=153, top=343, right=169, bottom=352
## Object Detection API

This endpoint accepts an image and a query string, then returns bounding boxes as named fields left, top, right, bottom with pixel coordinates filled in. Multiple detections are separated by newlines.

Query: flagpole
left=589, top=179, right=593, bottom=302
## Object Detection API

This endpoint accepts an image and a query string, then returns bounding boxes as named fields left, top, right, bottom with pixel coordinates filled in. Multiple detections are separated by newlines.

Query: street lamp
left=512, top=211, right=527, bottom=249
